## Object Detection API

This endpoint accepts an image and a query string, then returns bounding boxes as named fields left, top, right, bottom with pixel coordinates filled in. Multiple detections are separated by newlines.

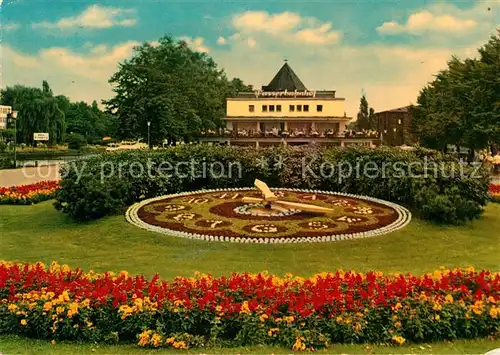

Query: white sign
left=33, top=133, right=49, bottom=141
left=254, top=89, right=316, bottom=98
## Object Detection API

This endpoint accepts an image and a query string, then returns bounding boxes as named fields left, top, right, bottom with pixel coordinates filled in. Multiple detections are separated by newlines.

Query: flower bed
left=0, top=181, right=60, bottom=205
left=490, top=184, right=500, bottom=203
left=1, top=262, right=499, bottom=351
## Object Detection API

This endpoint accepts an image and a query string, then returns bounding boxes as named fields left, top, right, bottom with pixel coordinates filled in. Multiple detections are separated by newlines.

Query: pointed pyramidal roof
left=262, top=62, right=307, bottom=91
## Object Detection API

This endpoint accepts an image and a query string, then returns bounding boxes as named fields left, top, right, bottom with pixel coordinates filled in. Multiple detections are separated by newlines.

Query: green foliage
left=413, top=30, right=500, bottom=151
left=66, top=133, right=87, bottom=150
left=65, top=101, right=117, bottom=143
left=54, top=145, right=489, bottom=224
left=0, top=82, right=66, bottom=145
left=0, top=156, right=14, bottom=170
left=104, top=36, right=251, bottom=145
left=355, top=95, right=377, bottom=131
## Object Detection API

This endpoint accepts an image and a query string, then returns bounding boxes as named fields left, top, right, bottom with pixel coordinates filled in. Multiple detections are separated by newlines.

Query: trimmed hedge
left=54, top=145, right=490, bottom=224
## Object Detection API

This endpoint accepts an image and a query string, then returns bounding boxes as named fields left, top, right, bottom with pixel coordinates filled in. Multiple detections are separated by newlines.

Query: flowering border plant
left=1, top=261, right=499, bottom=351
left=490, top=184, right=500, bottom=203
left=0, top=181, right=60, bottom=205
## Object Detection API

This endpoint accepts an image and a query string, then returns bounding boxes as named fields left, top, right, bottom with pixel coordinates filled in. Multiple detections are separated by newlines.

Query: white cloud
left=231, top=11, right=341, bottom=45
left=179, top=36, right=210, bottom=53
left=247, top=38, right=257, bottom=48
left=377, top=11, right=477, bottom=35
left=0, top=42, right=140, bottom=103
left=33, top=5, right=137, bottom=30
left=376, top=2, right=499, bottom=36
left=2, top=23, right=20, bottom=31
left=217, top=36, right=226, bottom=45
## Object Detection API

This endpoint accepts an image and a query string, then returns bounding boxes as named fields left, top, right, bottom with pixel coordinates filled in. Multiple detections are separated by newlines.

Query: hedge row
left=1, top=261, right=499, bottom=350
left=54, top=145, right=490, bottom=224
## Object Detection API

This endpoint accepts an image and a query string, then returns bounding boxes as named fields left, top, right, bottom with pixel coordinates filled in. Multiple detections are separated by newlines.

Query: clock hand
left=254, top=179, right=278, bottom=201
left=241, top=197, right=334, bottom=214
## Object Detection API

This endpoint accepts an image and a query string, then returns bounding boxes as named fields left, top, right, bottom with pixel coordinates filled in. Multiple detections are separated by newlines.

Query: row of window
left=0, top=107, right=12, bottom=114
left=249, top=104, right=323, bottom=113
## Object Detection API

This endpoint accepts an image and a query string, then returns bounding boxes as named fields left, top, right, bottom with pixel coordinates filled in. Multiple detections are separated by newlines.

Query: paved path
left=0, top=164, right=61, bottom=187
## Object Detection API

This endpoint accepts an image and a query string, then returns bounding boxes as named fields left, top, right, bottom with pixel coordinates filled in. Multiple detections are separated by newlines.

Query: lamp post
left=147, top=121, right=151, bottom=149
left=11, top=110, right=18, bottom=168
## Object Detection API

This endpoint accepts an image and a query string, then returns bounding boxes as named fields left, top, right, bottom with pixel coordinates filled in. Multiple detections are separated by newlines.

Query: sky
left=0, top=0, right=499, bottom=116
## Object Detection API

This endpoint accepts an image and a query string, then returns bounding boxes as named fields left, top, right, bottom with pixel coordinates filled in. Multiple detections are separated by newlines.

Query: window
left=280, top=122, right=285, bottom=131
left=276, top=105, right=282, bottom=112
left=249, top=105, right=255, bottom=112
left=398, top=119, right=402, bottom=125
left=393, top=128, right=397, bottom=132
left=269, top=105, right=275, bottom=112
left=289, top=105, right=295, bottom=112
left=297, top=105, right=302, bottom=112
left=303, top=105, right=309, bottom=112
left=262, top=105, right=268, bottom=112
left=317, top=105, right=323, bottom=112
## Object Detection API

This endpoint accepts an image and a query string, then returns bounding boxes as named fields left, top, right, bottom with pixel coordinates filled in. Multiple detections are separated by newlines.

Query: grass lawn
left=0, top=201, right=499, bottom=279
left=1, top=202, right=500, bottom=354
left=1, top=335, right=500, bottom=354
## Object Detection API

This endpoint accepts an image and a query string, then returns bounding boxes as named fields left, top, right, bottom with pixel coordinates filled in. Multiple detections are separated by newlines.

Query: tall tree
left=0, top=83, right=66, bottom=145
left=105, top=36, right=251, bottom=144
left=412, top=30, right=500, bottom=152
left=355, top=95, right=376, bottom=130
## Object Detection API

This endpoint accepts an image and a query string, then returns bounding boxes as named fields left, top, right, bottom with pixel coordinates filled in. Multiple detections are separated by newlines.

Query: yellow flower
left=267, top=328, right=280, bottom=337
left=445, top=294, right=454, bottom=303
left=259, top=314, right=268, bottom=322
left=151, top=333, right=162, bottom=348
left=43, top=302, right=53, bottom=311
left=8, top=304, right=18, bottom=312
left=392, top=335, right=406, bottom=345
left=240, top=301, right=250, bottom=314
left=50, top=340, right=56, bottom=345
left=173, top=340, right=187, bottom=349
left=394, top=321, right=402, bottom=328
left=489, top=307, right=499, bottom=319
left=166, top=337, right=175, bottom=344
left=56, top=306, right=65, bottom=315
left=283, top=315, right=294, bottom=324
left=137, top=330, right=152, bottom=347
left=433, top=302, right=442, bottom=311
left=20, top=319, right=27, bottom=326
left=292, top=336, right=306, bottom=351
left=434, top=315, right=440, bottom=321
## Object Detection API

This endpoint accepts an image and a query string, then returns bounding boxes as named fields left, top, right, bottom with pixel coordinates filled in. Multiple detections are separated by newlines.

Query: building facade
left=198, top=62, right=379, bottom=148
left=0, top=105, right=12, bottom=130
left=376, top=106, right=415, bottom=146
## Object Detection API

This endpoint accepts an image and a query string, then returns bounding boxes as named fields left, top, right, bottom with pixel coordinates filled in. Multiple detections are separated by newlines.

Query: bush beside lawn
left=54, top=145, right=490, bottom=224
left=1, top=261, right=499, bottom=351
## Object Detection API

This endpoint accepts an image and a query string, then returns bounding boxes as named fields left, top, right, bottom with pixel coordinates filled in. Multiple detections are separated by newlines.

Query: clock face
left=126, top=188, right=411, bottom=244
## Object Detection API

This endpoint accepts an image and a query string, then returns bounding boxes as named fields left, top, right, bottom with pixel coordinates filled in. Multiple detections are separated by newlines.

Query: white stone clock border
left=125, top=187, right=412, bottom=244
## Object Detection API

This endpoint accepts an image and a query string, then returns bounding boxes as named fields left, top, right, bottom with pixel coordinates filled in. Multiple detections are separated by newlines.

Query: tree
left=412, top=30, right=500, bottom=153
left=105, top=36, right=251, bottom=145
left=355, top=95, right=377, bottom=131
left=0, top=83, right=66, bottom=145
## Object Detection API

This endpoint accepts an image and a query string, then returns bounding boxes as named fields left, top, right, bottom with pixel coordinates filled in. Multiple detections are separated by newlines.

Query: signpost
left=33, top=133, right=49, bottom=141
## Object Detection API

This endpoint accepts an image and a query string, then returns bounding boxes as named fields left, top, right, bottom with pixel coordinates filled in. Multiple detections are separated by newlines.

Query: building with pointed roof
left=198, top=62, right=380, bottom=148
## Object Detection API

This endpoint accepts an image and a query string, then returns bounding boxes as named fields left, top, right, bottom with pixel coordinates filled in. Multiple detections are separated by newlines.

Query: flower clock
left=126, top=179, right=411, bottom=243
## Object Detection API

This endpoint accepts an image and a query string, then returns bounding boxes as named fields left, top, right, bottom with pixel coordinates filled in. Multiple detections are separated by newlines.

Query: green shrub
left=0, top=156, right=14, bottom=169
left=67, top=133, right=87, bottom=150
left=54, top=145, right=490, bottom=224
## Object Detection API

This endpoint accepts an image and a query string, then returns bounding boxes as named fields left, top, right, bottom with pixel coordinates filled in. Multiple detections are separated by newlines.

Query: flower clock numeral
left=204, top=219, right=224, bottom=228
left=307, top=221, right=329, bottom=230
left=354, top=207, right=373, bottom=214
left=163, top=204, right=186, bottom=212
left=214, top=193, right=241, bottom=200
left=251, top=224, right=278, bottom=233
left=337, top=216, right=363, bottom=223
left=187, top=198, right=209, bottom=204
left=273, top=191, right=285, bottom=198
left=331, top=200, right=351, bottom=206
left=302, top=194, right=317, bottom=201
left=173, top=213, right=197, bottom=221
